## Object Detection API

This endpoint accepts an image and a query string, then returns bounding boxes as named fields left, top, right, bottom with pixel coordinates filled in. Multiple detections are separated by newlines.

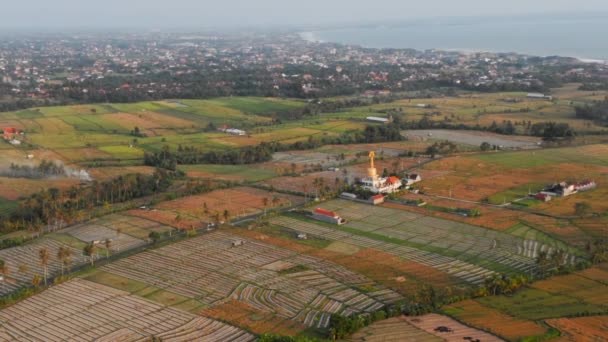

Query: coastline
left=298, top=30, right=607, bottom=65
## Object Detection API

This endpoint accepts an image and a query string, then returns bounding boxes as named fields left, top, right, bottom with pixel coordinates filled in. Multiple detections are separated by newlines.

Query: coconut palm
left=104, top=239, right=112, bottom=258
left=38, top=247, right=50, bottom=286
left=83, top=243, right=96, bottom=266
left=57, top=247, right=68, bottom=276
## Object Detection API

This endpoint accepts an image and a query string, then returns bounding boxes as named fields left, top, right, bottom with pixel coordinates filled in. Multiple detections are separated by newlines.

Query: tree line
left=144, top=124, right=404, bottom=169
left=575, top=99, right=608, bottom=125
left=1, top=160, right=66, bottom=179
left=0, top=169, right=181, bottom=234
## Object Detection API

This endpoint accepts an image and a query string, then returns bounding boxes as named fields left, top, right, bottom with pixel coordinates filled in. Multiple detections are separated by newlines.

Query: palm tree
left=63, top=249, right=73, bottom=273
left=83, top=243, right=96, bottom=266
left=38, top=248, right=50, bottom=286
left=57, top=247, right=68, bottom=276
left=0, top=259, right=8, bottom=279
left=104, top=239, right=112, bottom=258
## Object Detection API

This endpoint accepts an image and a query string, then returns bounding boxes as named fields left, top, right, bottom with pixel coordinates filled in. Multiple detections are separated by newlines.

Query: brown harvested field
left=258, top=171, right=344, bottom=194
left=0, top=177, right=80, bottom=200
left=519, top=214, right=592, bottom=248
left=155, top=187, right=303, bottom=223
left=536, top=185, right=608, bottom=217
left=203, top=300, right=306, bottom=336
left=574, top=217, right=608, bottom=238
left=546, top=316, right=608, bottom=342
left=126, top=208, right=203, bottom=230
left=234, top=229, right=458, bottom=294
left=444, top=300, right=547, bottom=341
left=530, top=265, right=608, bottom=305
left=419, top=155, right=608, bottom=204
left=231, top=229, right=316, bottom=254
left=347, top=316, right=441, bottom=342
left=88, top=165, right=157, bottom=180
left=404, top=313, right=503, bottom=342
left=329, top=249, right=459, bottom=290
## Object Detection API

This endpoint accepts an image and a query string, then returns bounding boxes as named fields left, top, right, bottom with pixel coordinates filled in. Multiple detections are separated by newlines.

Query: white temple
left=361, top=151, right=402, bottom=194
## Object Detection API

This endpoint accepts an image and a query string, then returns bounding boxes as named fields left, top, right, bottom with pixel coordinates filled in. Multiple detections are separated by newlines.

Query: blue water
left=308, top=14, right=608, bottom=61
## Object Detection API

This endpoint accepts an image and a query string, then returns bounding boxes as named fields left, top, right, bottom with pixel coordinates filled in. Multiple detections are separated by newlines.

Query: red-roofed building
left=3, top=127, right=18, bottom=140
left=312, top=208, right=346, bottom=225
left=534, top=193, right=552, bottom=202
left=370, top=194, right=385, bottom=205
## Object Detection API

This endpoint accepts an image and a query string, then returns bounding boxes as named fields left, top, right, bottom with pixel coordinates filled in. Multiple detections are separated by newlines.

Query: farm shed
left=312, top=208, right=346, bottom=225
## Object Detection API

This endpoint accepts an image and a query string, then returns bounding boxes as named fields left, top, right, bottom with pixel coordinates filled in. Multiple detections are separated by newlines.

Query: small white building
left=527, top=93, right=553, bottom=100
left=406, top=174, right=422, bottom=185
left=225, top=128, right=246, bottom=136
left=366, top=116, right=390, bottom=124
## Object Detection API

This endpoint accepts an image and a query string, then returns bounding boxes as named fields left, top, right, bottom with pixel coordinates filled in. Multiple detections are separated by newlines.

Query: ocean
left=303, top=14, right=608, bottom=62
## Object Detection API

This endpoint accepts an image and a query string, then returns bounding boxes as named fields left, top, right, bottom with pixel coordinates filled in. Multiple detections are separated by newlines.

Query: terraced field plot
left=347, top=316, right=441, bottom=342
left=0, top=214, right=166, bottom=295
left=97, top=231, right=403, bottom=331
left=546, top=316, right=608, bottom=342
left=476, top=264, right=608, bottom=321
left=0, top=278, right=254, bottom=342
left=0, top=237, right=89, bottom=295
left=443, top=300, right=548, bottom=341
left=271, top=200, right=577, bottom=284
left=404, top=314, right=503, bottom=342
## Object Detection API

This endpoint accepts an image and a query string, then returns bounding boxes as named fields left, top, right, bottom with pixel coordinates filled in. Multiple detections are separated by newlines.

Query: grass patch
left=143, top=288, right=193, bottom=307
left=179, top=164, right=276, bottom=182
left=172, top=298, right=207, bottom=313
left=278, top=264, right=310, bottom=275
left=84, top=270, right=149, bottom=293
left=45, top=233, right=88, bottom=249
left=477, top=288, right=608, bottom=320
left=487, top=182, right=545, bottom=205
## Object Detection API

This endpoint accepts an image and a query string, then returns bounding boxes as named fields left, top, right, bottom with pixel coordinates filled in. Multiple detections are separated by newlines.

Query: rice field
left=404, top=313, right=503, bottom=342
left=270, top=200, right=579, bottom=283
left=0, top=214, right=168, bottom=295
left=443, top=300, right=548, bottom=341
left=0, top=278, right=254, bottom=341
left=347, top=316, right=441, bottom=342
left=546, top=316, right=608, bottom=342
left=151, top=186, right=304, bottom=226
left=94, top=231, right=403, bottom=332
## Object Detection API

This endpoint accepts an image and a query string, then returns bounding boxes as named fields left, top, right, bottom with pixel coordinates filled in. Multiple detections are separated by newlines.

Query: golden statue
left=367, top=151, right=378, bottom=180
left=369, top=151, right=375, bottom=169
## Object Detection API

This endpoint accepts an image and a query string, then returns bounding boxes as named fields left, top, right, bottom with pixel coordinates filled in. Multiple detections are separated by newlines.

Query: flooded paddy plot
left=0, top=278, right=254, bottom=342
left=98, top=231, right=402, bottom=330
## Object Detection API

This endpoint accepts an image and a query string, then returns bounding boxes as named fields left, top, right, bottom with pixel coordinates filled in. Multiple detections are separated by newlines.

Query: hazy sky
left=3, top=0, right=608, bottom=29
